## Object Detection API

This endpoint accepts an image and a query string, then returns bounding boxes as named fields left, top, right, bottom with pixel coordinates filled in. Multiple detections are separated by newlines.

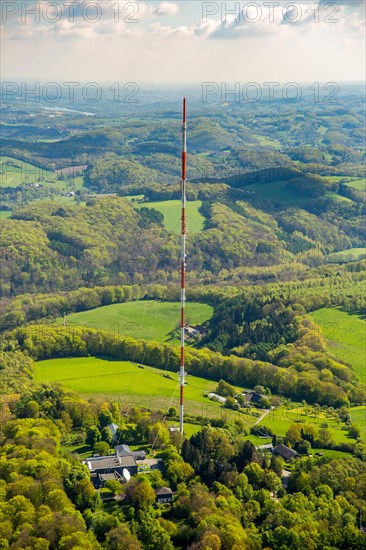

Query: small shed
left=107, top=423, right=119, bottom=443
left=132, top=450, right=146, bottom=460
left=256, top=443, right=274, bottom=451
left=208, top=392, right=227, bottom=404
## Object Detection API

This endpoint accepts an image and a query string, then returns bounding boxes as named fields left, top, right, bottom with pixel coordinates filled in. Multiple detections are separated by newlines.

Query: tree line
left=3, top=322, right=364, bottom=407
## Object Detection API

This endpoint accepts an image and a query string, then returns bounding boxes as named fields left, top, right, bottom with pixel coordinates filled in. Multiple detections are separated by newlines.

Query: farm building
left=169, top=426, right=180, bottom=433
left=185, top=325, right=206, bottom=341
left=186, top=326, right=200, bottom=337
left=242, top=391, right=264, bottom=405
left=98, top=472, right=120, bottom=484
left=95, top=471, right=124, bottom=489
left=83, top=453, right=138, bottom=478
left=256, top=443, right=274, bottom=451
left=208, top=392, right=227, bottom=404
left=273, top=444, right=298, bottom=461
left=83, top=443, right=148, bottom=486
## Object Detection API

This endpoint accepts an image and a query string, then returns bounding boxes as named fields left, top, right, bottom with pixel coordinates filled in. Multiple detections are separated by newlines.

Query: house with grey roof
left=115, top=444, right=146, bottom=460
left=156, top=487, right=173, bottom=504
left=273, top=443, right=298, bottom=461
left=115, top=444, right=132, bottom=457
left=242, top=391, right=264, bottom=405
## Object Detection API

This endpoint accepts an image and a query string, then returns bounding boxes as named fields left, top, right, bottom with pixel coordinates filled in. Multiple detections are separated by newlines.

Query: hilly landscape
left=0, top=86, right=365, bottom=549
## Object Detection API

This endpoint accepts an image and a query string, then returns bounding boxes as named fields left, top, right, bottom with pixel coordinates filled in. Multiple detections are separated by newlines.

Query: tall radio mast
left=179, top=97, right=187, bottom=435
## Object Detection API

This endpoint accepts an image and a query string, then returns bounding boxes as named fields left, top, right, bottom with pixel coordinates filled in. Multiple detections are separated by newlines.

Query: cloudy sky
left=1, top=0, right=365, bottom=84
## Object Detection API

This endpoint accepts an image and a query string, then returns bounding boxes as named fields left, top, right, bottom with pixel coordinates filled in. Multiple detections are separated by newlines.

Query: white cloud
left=280, top=3, right=315, bottom=26
left=1, top=0, right=364, bottom=82
left=149, top=23, right=193, bottom=38
left=154, top=2, right=180, bottom=17
left=346, top=10, right=366, bottom=34
left=318, top=0, right=364, bottom=5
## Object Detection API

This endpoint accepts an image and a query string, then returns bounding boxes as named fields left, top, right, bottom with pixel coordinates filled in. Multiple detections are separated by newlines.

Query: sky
left=1, top=0, right=365, bottom=85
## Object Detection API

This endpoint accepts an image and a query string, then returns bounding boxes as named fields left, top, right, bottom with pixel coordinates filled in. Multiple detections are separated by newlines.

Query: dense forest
left=0, top=382, right=365, bottom=549
left=1, top=185, right=365, bottom=298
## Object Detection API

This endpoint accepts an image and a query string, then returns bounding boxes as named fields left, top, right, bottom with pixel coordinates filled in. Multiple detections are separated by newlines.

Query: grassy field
left=324, top=191, right=353, bottom=203
left=250, top=405, right=354, bottom=448
left=313, top=448, right=353, bottom=459
left=0, top=210, right=12, bottom=220
left=326, top=247, right=366, bottom=264
left=326, top=176, right=365, bottom=191
left=167, top=421, right=203, bottom=437
left=345, top=178, right=366, bottom=191
left=310, top=308, right=366, bottom=383
left=0, top=156, right=58, bottom=187
left=34, top=357, right=214, bottom=401
left=0, top=156, right=85, bottom=194
left=350, top=406, right=366, bottom=441
left=57, top=300, right=213, bottom=343
left=35, top=355, right=355, bottom=447
left=136, top=200, right=205, bottom=234
left=34, top=356, right=250, bottom=422
left=126, top=195, right=145, bottom=202
left=254, top=135, right=281, bottom=149
left=60, top=175, right=85, bottom=191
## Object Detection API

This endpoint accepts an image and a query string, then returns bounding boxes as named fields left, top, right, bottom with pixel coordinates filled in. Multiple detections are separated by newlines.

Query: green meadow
left=34, top=356, right=355, bottom=446
left=0, top=156, right=58, bottom=187
left=34, top=357, right=214, bottom=401
left=34, top=356, right=248, bottom=421
left=324, top=176, right=365, bottom=191
left=57, top=300, right=213, bottom=343
left=167, top=422, right=203, bottom=438
left=126, top=194, right=145, bottom=202
left=0, top=210, right=12, bottom=220
left=345, top=178, right=366, bottom=191
left=0, top=156, right=85, bottom=193
left=310, top=308, right=366, bottom=383
left=350, top=406, right=366, bottom=441
left=254, top=135, right=281, bottom=149
left=324, top=191, right=353, bottom=203
left=136, top=200, right=205, bottom=234
left=326, top=247, right=366, bottom=264
left=253, top=405, right=352, bottom=444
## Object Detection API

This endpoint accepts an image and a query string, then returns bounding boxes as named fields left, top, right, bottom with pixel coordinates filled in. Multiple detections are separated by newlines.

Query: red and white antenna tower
left=179, top=97, right=187, bottom=435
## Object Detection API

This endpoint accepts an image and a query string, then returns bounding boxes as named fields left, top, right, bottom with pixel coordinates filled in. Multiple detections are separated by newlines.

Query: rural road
left=253, top=408, right=271, bottom=426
